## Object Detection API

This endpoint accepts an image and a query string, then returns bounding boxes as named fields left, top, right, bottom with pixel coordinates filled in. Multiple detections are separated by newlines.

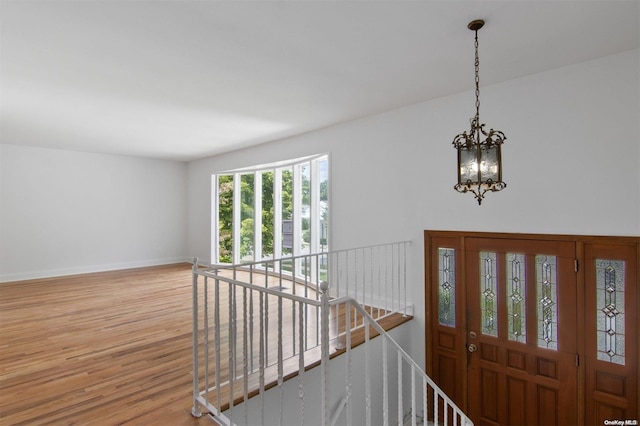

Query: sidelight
left=437, top=248, right=456, bottom=326
left=596, top=259, right=626, bottom=365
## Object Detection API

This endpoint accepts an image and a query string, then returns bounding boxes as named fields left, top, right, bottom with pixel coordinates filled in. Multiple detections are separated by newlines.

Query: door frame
left=424, top=230, right=639, bottom=425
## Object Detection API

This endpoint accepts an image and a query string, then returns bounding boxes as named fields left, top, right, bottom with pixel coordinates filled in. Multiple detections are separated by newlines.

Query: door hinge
left=574, top=259, right=579, bottom=272
left=576, top=354, right=580, bottom=367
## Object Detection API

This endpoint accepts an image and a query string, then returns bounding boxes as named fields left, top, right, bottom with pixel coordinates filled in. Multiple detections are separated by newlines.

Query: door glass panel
left=480, top=251, right=498, bottom=337
left=537, top=255, right=558, bottom=350
left=507, top=253, right=526, bottom=342
left=596, top=259, right=626, bottom=365
left=438, top=248, right=456, bottom=326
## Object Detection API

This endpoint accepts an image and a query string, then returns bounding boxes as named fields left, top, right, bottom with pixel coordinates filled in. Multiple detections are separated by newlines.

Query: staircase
left=190, top=242, right=471, bottom=426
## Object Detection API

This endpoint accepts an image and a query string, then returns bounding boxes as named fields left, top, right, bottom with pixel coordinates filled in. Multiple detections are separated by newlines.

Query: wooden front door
left=465, top=237, right=577, bottom=425
left=425, top=231, right=639, bottom=426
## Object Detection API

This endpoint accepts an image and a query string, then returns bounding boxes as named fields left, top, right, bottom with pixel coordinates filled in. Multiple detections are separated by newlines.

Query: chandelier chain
left=474, top=29, right=480, bottom=124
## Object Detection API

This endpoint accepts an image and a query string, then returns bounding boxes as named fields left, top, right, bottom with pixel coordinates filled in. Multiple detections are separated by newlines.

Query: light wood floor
left=0, top=263, right=411, bottom=425
left=1, top=263, right=213, bottom=425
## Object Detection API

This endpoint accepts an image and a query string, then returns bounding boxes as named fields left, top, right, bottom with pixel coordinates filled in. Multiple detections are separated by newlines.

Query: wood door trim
left=425, top=230, right=639, bottom=245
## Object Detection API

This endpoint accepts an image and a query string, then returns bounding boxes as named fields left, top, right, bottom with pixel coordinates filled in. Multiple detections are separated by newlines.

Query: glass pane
left=480, top=251, right=498, bottom=337
left=459, top=146, right=478, bottom=183
left=438, top=248, right=456, bottom=327
left=281, top=168, right=293, bottom=256
left=596, top=259, right=626, bottom=365
left=537, top=255, right=558, bottom=350
left=261, top=171, right=274, bottom=259
left=507, top=253, right=526, bottom=342
left=480, top=145, right=499, bottom=182
left=240, top=173, right=254, bottom=262
left=217, top=175, right=234, bottom=263
left=300, top=163, right=311, bottom=255
left=318, top=158, right=329, bottom=253
left=213, top=154, right=329, bottom=268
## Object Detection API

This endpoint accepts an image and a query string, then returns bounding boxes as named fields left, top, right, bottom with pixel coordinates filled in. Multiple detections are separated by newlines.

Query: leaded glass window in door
left=507, top=253, right=526, bottom=342
left=480, top=251, right=498, bottom=337
left=438, top=248, right=456, bottom=327
left=596, top=259, right=626, bottom=365
left=537, top=255, right=558, bottom=350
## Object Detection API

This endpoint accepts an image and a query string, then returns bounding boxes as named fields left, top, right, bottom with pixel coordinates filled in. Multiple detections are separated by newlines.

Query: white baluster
left=320, top=281, right=330, bottom=426
left=397, top=354, right=403, bottom=426
left=298, top=300, right=305, bottom=425
left=249, top=287, right=254, bottom=374
left=242, top=286, right=249, bottom=426
left=259, top=291, right=265, bottom=423
left=403, top=242, right=408, bottom=317
left=191, top=260, right=202, bottom=418
left=346, top=301, right=352, bottom=426
left=411, top=365, right=416, bottom=426
left=228, top=283, right=235, bottom=419
left=215, top=278, right=221, bottom=410
left=365, top=313, right=371, bottom=426
left=444, top=398, right=448, bottom=426
left=292, top=261, right=297, bottom=357
left=354, top=249, right=358, bottom=306
left=377, top=246, right=382, bottom=318
left=278, top=293, right=284, bottom=426
left=204, top=277, right=209, bottom=405
left=383, top=338, right=388, bottom=426
left=423, top=377, right=428, bottom=426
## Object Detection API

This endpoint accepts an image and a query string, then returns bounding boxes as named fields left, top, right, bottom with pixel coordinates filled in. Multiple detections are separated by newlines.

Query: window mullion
left=274, top=169, right=283, bottom=262
left=254, top=171, right=262, bottom=262
left=293, top=164, right=302, bottom=259
left=233, top=174, right=241, bottom=264
left=310, top=160, right=319, bottom=279
left=310, top=160, right=320, bottom=254
left=211, top=174, right=220, bottom=263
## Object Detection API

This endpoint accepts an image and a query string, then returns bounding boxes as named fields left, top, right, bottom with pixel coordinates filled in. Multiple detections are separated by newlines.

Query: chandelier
left=453, top=19, right=506, bottom=205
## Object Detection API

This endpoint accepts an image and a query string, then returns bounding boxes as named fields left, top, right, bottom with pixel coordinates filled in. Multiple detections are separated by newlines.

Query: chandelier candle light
left=453, top=19, right=506, bottom=205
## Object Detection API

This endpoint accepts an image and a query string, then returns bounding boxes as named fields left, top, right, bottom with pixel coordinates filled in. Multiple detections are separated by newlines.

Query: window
left=213, top=154, right=329, bottom=264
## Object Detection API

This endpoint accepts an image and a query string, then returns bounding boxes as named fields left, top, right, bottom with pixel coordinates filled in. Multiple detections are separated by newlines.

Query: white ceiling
left=1, top=1, right=638, bottom=162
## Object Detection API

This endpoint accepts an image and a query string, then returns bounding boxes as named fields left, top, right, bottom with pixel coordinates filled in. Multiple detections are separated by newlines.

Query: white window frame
left=212, top=154, right=329, bottom=265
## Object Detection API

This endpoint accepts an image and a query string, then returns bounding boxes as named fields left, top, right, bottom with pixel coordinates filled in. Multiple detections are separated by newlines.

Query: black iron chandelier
left=453, top=19, right=506, bottom=205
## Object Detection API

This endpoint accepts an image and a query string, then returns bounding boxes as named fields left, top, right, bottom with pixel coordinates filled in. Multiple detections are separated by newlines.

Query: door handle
left=468, top=343, right=478, bottom=353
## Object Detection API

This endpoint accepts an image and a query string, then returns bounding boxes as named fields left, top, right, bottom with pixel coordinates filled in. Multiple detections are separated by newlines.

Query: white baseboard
left=0, top=257, right=191, bottom=283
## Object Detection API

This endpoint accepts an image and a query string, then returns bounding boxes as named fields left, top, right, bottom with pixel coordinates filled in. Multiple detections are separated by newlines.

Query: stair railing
left=208, top=241, right=413, bottom=320
left=191, top=241, right=471, bottom=425
left=331, top=295, right=473, bottom=426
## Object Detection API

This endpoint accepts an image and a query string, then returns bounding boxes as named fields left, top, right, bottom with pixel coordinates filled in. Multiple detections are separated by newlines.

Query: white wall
left=0, top=145, right=188, bottom=281
left=187, top=49, right=640, bottom=377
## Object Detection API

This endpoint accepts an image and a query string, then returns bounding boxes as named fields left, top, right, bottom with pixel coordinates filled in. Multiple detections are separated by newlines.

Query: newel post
left=320, top=281, right=330, bottom=426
